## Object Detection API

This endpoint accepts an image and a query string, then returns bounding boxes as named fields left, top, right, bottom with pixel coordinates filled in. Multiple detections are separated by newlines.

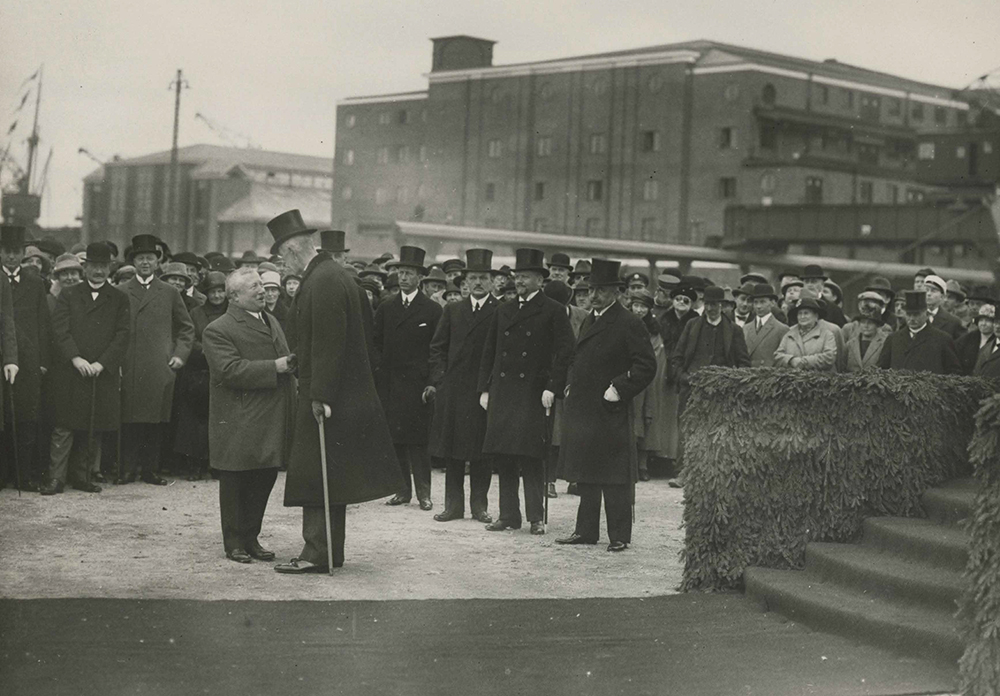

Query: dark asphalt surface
left=0, top=594, right=956, bottom=696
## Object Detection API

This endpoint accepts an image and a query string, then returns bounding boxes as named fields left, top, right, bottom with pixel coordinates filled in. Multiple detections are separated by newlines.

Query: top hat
left=463, top=248, right=494, bottom=273
left=904, top=290, right=928, bottom=312
left=442, top=258, right=466, bottom=274
left=865, top=276, right=895, bottom=301
left=625, top=271, right=649, bottom=287
left=587, top=259, right=624, bottom=287
left=548, top=252, right=572, bottom=270
left=739, top=272, right=768, bottom=286
left=788, top=297, right=824, bottom=324
left=237, top=250, right=266, bottom=266
left=160, top=262, right=192, bottom=285
left=0, top=225, right=27, bottom=249
left=801, top=264, right=827, bottom=280
left=128, top=234, right=161, bottom=260
left=751, top=283, right=778, bottom=300
left=85, top=242, right=113, bottom=265
left=733, top=281, right=756, bottom=298
left=317, top=230, right=350, bottom=254
left=570, top=259, right=592, bottom=279
left=514, top=248, right=549, bottom=277
left=267, top=209, right=317, bottom=255
left=421, top=267, right=448, bottom=285
left=703, top=286, right=725, bottom=303
left=386, top=246, right=428, bottom=273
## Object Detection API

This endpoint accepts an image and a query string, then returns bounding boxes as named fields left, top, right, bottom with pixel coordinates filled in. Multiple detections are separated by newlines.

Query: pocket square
left=419, top=322, right=428, bottom=327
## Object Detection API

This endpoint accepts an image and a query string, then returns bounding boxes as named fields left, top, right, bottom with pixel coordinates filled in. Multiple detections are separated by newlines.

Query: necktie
left=757, top=318, right=763, bottom=332
left=403, top=298, right=410, bottom=308
left=472, top=301, right=479, bottom=313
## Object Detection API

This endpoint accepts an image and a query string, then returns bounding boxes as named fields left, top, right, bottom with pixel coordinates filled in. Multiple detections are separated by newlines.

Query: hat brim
left=864, top=286, right=896, bottom=300
left=269, top=228, right=317, bottom=256
left=514, top=267, right=550, bottom=278
left=385, top=261, right=428, bottom=274
left=751, top=293, right=778, bottom=301
left=126, top=247, right=164, bottom=262
left=788, top=303, right=826, bottom=324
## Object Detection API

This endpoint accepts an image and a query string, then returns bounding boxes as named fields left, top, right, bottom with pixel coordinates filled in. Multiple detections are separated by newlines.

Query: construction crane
left=194, top=112, right=261, bottom=149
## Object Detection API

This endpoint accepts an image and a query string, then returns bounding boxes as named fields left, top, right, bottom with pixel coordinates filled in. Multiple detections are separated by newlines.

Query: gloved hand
left=312, top=400, right=332, bottom=423
left=603, top=384, right=621, bottom=402
left=422, top=386, right=436, bottom=403
left=479, top=392, right=489, bottom=411
left=541, top=390, right=555, bottom=410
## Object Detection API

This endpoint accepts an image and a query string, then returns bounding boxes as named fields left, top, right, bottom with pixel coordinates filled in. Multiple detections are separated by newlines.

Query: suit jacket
left=743, top=315, right=788, bottom=368
left=2, top=268, right=51, bottom=421
left=203, top=305, right=293, bottom=471
left=844, top=331, right=888, bottom=372
left=478, top=291, right=575, bottom=459
left=671, top=314, right=751, bottom=384
left=427, top=294, right=498, bottom=460
left=373, top=289, right=443, bottom=445
left=0, top=272, right=16, bottom=428
left=878, top=325, right=962, bottom=374
left=976, top=345, right=1000, bottom=378
left=928, top=308, right=966, bottom=341
left=121, top=277, right=195, bottom=423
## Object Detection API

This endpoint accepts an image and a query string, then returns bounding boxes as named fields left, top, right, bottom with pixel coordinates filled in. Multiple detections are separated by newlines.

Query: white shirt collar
left=4, top=266, right=18, bottom=280
left=88, top=281, right=105, bottom=291
left=928, top=307, right=939, bottom=317
left=401, top=289, right=418, bottom=304
left=909, top=323, right=928, bottom=337
left=756, top=313, right=772, bottom=326
left=593, top=303, right=613, bottom=318
left=520, top=290, right=539, bottom=304
left=470, top=295, right=487, bottom=310
left=705, top=314, right=722, bottom=326
left=136, top=273, right=154, bottom=287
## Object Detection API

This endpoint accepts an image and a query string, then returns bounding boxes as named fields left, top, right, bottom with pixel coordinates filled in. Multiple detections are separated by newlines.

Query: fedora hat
left=739, top=271, right=768, bottom=286
left=359, top=264, right=388, bottom=280
left=703, top=286, right=726, bottom=303
left=514, top=248, right=549, bottom=277
left=386, top=246, right=428, bottom=274
left=587, top=258, right=625, bottom=287
left=317, top=229, right=349, bottom=254
left=904, top=290, right=928, bottom=312
left=492, top=264, right=512, bottom=278
left=788, top=297, right=824, bottom=324
left=751, top=283, right=778, bottom=300
left=463, top=248, right=493, bottom=273
left=160, top=262, right=192, bottom=285
left=85, top=242, right=113, bottom=265
left=733, top=281, right=756, bottom=298
left=945, top=279, right=966, bottom=300
left=0, top=225, right=27, bottom=249
left=127, top=234, right=161, bottom=260
left=864, top=276, right=895, bottom=301
left=801, top=264, right=827, bottom=280
left=421, top=267, right=448, bottom=285
left=52, top=253, right=84, bottom=275
left=548, top=252, right=572, bottom=270
left=569, top=259, right=592, bottom=279
left=267, top=209, right=317, bottom=255
left=237, top=250, right=266, bottom=266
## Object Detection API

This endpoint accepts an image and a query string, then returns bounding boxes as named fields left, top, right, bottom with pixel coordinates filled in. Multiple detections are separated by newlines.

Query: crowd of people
left=1, top=211, right=993, bottom=568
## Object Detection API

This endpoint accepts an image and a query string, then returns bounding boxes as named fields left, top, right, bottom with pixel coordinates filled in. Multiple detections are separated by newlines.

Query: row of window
left=917, top=141, right=994, bottom=161
left=343, top=108, right=427, bottom=129
left=342, top=145, right=429, bottom=166
left=764, top=81, right=958, bottom=125
left=482, top=179, right=660, bottom=203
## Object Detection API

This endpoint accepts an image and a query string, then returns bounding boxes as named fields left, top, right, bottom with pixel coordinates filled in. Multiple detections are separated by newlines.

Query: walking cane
left=7, top=384, right=20, bottom=497
left=86, top=375, right=97, bottom=488
left=317, top=412, right=335, bottom=576
left=116, top=370, right=123, bottom=483
left=543, top=406, right=551, bottom=528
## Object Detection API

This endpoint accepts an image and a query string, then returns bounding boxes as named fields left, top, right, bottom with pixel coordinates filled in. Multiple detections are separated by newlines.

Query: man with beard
left=425, top=249, right=499, bottom=523
left=268, top=210, right=400, bottom=574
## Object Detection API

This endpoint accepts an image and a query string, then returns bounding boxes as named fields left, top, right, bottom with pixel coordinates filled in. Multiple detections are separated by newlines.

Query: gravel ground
left=0, top=471, right=684, bottom=601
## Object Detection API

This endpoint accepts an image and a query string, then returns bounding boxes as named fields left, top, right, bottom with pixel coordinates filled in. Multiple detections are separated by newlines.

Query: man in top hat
left=425, top=249, right=499, bottom=523
left=478, top=248, right=575, bottom=534
left=743, top=284, right=788, bottom=368
left=118, top=234, right=194, bottom=485
left=879, top=290, right=961, bottom=374
left=921, top=275, right=965, bottom=341
left=317, top=230, right=350, bottom=266
left=556, top=259, right=656, bottom=552
left=42, top=243, right=130, bottom=495
left=1, top=225, right=51, bottom=490
left=547, top=253, right=573, bottom=285
left=801, top=265, right=846, bottom=327
left=266, top=209, right=401, bottom=573
left=732, top=282, right=755, bottom=328
left=374, top=246, right=443, bottom=510
left=236, top=251, right=264, bottom=271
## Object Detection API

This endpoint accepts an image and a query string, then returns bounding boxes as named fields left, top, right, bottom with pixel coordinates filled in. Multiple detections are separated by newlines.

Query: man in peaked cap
left=375, top=246, right=443, bottom=511
left=478, top=248, right=575, bottom=535
left=317, top=230, right=350, bottom=266
left=547, top=253, right=573, bottom=285
left=625, top=271, right=649, bottom=300
left=556, top=259, right=656, bottom=552
left=425, top=249, right=499, bottom=524
left=266, top=209, right=401, bottom=573
left=921, top=275, right=965, bottom=341
left=441, top=258, right=466, bottom=285
left=879, top=290, right=961, bottom=374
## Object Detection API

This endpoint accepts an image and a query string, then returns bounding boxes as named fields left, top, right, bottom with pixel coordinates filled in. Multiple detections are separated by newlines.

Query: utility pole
left=166, top=69, right=188, bottom=248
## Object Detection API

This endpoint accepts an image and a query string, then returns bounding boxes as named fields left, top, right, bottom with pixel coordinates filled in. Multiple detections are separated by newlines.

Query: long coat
left=0, top=273, right=16, bottom=429
left=283, top=254, right=402, bottom=507
left=956, top=330, right=994, bottom=375
left=173, top=300, right=228, bottom=459
left=671, top=314, right=751, bottom=383
left=560, top=302, right=656, bottom=485
left=844, top=330, right=888, bottom=372
left=203, top=305, right=294, bottom=471
left=976, top=346, right=1000, bottom=378
left=121, top=277, right=195, bottom=423
left=478, top=291, right=575, bottom=459
left=929, top=308, right=966, bottom=341
left=372, top=290, right=442, bottom=445
left=878, top=325, right=962, bottom=374
left=774, top=322, right=839, bottom=371
left=50, top=282, right=130, bottom=431
left=427, top=294, right=498, bottom=461
left=743, top=315, right=788, bottom=368
left=2, top=269, right=50, bottom=422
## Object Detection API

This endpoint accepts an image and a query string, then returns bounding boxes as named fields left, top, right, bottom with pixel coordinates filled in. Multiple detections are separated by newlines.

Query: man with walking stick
left=267, top=210, right=401, bottom=574
left=0, top=269, right=18, bottom=491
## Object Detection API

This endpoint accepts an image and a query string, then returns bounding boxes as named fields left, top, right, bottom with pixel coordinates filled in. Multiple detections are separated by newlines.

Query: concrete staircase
left=744, top=478, right=977, bottom=665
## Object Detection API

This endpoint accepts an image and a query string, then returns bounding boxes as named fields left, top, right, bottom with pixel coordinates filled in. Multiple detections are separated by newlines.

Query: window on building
left=642, top=179, right=658, bottom=201
left=488, top=139, right=503, bottom=158
left=135, top=167, right=154, bottom=215
left=935, top=107, right=948, bottom=125
left=956, top=145, right=966, bottom=158
left=860, top=95, right=880, bottom=122
left=397, top=109, right=409, bottom=125
left=858, top=144, right=879, bottom=166
left=378, top=111, right=391, bottom=125
left=484, top=182, right=496, bottom=202
left=719, top=127, right=736, bottom=149
left=533, top=218, right=548, bottom=232
left=906, top=188, right=925, bottom=203
left=911, top=102, right=924, bottom=121
left=377, top=147, right=389, bottom=164
left=536, top=137, right=553, bottom=157
left=759, top=122, right=778, bottom=150
left=918, top=142, right=935, bottom=160
left=534, top=182, right=545, bottom=201
left=419, top=145, right=428, bottom=162
left=193, top=180, right=209, bottom=220
left=586, top=180, right=604, bottom=201
left=345, top=114, right=356, bottom=128
left=843, top=89, right=854, bottom=109
left=396, top=145, right=410, bottom=163
left=887, top=183, right=899, bottom=204
left=816, top=84, right=829, bottom=105
left=640, top=130, right=661, bottom=152
left=585, top=217, right=602, bottom=236
left=640, top=217, right=657, bottom=241
left=589, top=133, right=607, bottom=155
left=718, top=177, right=737, bottom=199
left=396, top=186, right=408, bottom=203
left=342, top=149, right=354, bottom=165
left=762, top=83, right=776, bottom=105
left=859, top=180, right=874, bottom=204
left=341, top=186, right=352, bottom=201
left=805, top=177, right=824, bottom=204
left=888, top=98, right=902, bottom=116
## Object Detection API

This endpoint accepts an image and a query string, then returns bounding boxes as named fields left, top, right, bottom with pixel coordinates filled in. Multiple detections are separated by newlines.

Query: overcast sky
left=1, top=0, right=998, bottom=228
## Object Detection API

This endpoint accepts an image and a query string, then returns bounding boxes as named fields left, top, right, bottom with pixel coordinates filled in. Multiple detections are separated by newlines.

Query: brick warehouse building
left=333, top=36, right=992, bottom=257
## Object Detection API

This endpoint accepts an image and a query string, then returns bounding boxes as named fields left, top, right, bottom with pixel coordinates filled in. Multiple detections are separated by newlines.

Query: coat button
left=500, top=372, right=506, bottom=377
left=520, top=373, right=525, bottom=378
left=505, top=331, right=510, bottom=336
left=526, top=331, right=531, bottom=336
left=522, top=352, right=527, bottom=357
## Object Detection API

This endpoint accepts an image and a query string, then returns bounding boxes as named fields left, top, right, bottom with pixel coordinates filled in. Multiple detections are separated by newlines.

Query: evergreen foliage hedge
left=959, top=394, right=1000, bottom=696
left=680, top=367, right=992, bottom=592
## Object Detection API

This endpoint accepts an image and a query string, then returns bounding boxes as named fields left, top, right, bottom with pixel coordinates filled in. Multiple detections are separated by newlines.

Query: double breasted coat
left=478, top=291, right=575, bottom=459
left=427, top=294, right=498, bottom=461
left=928, top=308, right=966, bottom=341
left=743, top=316, right=788, bottom=368
left=0, top=273, right=16, bottom=429
left=878, top=325, right=962, bottom=374
left=2, top=269, right=50, bottom=422
left=283, top=254, right=402, bottom=507
left=203, top=305, right=294, bottom=471
left=560, top=303, right=656, bottom=485
left=121, top=277, right=195, bottom=424
left=50, top=281, right=130, bottom=431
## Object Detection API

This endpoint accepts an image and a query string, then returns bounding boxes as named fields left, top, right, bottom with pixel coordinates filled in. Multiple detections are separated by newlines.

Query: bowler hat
left=202, top=271, right=227, bottom=291
left=904, top=290, right=928, bottom=312
left=267, top=209, right=317, bottom=255
left=801, top=264, right=827, bottom=280
left=210, top=256, right=236, bottom=273
left=548, top=252, right=572, bottom=270
left=788, top=297, right=824, bottom=324
left=733, top=281, right=756, bottom=298
left=0, top=225, right=27, bottom=249
left=160, top=262, right=192, bottom=285
left=751, top=283, right=778, bottom=300
left=588, top=259, right=625, bottom=287
left=739, top=272, right=768, bottom=286
left=513, top=248, right=549, bottom=277
left=865, top=277, right=895, bottom=301
left=463, top=248, right=493, bottom=273
left=359, top=264, right=388, bottom=280
left=703, top=286, right=725, bottom=303
left=421, top=267, right=448, bottom=286
left=237, top=250, right=265, bottom=266
left=387, top=246, right=428, bottom=274
left=128, top=234, right=161, bottom=260
left=85, top=242, right=112, bottom=265
left=569, top=259, right=592, bottom=279
left=172, top=251, right=202, bottom=268
left=317, top=229, right=350, bottom=254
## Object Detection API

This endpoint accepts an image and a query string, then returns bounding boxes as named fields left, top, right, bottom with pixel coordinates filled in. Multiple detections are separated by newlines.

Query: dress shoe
left=141, top=473, right=168, bottom=486
left=418, top=498, right=434, bottom=511
left=40, top=481, right=64, bottom=496
left=667, top=478, right=683, bottom=489
left=226, top=549, right=252, bottom=564
left=385, top=495, right=410, bottom=506
left=607, top=541, right=629, bottom=552
left=546, top=483, right=558, bottom=498
left=556, top=533, right=598, bottom=545
left=566, top=482, right=578, bottom=495
left=530, top=522, right=545, bottom=535
left=638, top=470, right=651, bottom=482
left=92, top=473, right=108, bottom=484
left=115, top=474, right=136, bottom=485
left=485, top=519, right=521, bottom=531
left=246, top=542, right=275, bottom=561
left=71, top=481, right=102, bottom=493
left=434, top=509, right=463, bottom=522
left=274, top=558, right=329, bottom=574
left=471, top=510, right=493, bottom=524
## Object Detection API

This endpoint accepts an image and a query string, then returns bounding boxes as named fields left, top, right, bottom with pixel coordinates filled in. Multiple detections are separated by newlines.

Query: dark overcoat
left=121, top=277, right=195, bottom=423
left=671, top=314, right=751, bottom=382
left=372, top=290, right=442, bottom=445
left=427, top=294, right=498, bottom=461
left=976, top=346, right=1000, bottom=378
left=0, top=273, right=16, bottom=429
left=877, top=325, right=962, bottom=374
left=203, top=306, right=294, bottom=471
left=478, top=291, right=575, bottom=459
left=929, top=308, right=966, bottom=341
left=559, top=303, right=656, bottom=485
left=956, top=330, right=993, bottom=375
left=283, top=254, right=402, bottom=507
left=50, top=282, right=130, bottom=431
left=3, top=269, right=50, bottom=422
left=173, top=300, right=227, bottom=459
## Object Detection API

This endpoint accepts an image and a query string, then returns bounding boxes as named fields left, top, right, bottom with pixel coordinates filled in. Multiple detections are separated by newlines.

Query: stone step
left=920, top=477, right=977, bottom=527
left=806, top=542, right=964, bottom=613
left=861, top=517, right=969, bottom=571
left=744, top=566, right=963, bottom=665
